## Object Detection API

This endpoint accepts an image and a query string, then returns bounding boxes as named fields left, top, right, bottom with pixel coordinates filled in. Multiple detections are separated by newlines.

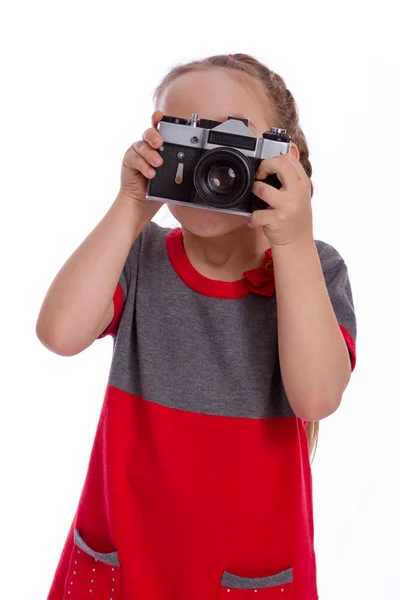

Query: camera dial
left=263, top=128, right=291, bottom=143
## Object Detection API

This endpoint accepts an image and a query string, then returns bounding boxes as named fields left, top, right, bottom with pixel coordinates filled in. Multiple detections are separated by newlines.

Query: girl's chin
left=168, top=204, right=248, bottom=237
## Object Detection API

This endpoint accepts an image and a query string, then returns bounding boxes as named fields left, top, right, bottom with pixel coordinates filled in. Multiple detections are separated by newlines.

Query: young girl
left=37, top=53, right=357, bottom=600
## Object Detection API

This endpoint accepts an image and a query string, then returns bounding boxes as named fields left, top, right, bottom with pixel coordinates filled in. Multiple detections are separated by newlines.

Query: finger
left=126, top=146, right=156, bottom=179
left=285, top=151, right=307, bottom=180
left=151, top=109, right=164, bottom=128
left=143, top=126, right=163, bottom=149
left=133, top=140, right=163, bottom=168
left=252, top=180, right=282, bottom=208
left=256, top=154, right=300, bottom=189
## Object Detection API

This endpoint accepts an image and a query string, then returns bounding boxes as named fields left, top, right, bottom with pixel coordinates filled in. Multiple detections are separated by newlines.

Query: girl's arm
left=36, top=193, right=149, bottom=356
left=37, top=112, right=165, bottom=356
left=272, top=237, right=353, bottom=421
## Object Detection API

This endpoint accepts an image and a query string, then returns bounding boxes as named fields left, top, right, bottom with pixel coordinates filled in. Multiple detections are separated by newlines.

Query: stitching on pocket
left=221, top=568, right=293, bottom=589
left=74, top=529, right=120, bottom=566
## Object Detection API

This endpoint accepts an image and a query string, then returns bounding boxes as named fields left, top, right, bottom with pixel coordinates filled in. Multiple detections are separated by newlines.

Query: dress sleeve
left=97, top=230, right=143, bottom=339
left=317, top=241, right=357, bottom=371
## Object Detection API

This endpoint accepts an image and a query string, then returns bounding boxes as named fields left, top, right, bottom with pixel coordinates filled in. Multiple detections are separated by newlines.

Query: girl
left=37, top=53, right=357, bottom=600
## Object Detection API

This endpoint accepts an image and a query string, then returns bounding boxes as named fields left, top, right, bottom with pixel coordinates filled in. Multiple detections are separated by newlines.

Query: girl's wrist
left=113, top=192, right=151, bottom=242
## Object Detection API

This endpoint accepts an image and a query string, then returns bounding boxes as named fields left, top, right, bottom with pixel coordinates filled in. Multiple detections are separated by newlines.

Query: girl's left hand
left=249, top=153, right=313, bottom=247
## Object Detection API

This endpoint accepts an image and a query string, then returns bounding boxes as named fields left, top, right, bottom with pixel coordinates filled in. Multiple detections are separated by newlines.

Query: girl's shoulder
left=142, top=219, right=175, bottom=245
left=314, top=239, right=348, bottom=274
left=126, top=220, right=175, bottom=258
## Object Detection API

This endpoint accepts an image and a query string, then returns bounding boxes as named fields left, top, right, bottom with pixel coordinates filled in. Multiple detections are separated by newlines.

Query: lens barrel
left=193, top=147, right=254, bottom=208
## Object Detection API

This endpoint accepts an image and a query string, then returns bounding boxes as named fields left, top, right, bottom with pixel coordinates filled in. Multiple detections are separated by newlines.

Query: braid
left=283, top=88, right=313, bottom=195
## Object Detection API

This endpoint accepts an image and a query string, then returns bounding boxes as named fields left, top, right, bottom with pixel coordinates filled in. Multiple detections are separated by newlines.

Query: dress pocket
left=219, top=568, right=293, bottom=599
left=63, top=529, right=121, bottom=600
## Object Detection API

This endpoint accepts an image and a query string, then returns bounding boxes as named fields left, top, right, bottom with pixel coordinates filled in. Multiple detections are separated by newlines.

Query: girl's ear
left=290, top=143, right=300, bottom=161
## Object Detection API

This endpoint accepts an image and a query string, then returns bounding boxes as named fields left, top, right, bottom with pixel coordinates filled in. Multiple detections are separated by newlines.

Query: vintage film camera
left=146, top=113, right=292, bottom=216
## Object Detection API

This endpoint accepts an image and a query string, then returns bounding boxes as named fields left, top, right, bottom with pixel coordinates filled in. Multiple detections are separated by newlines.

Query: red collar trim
left=166, top=228, right=275, bottom=300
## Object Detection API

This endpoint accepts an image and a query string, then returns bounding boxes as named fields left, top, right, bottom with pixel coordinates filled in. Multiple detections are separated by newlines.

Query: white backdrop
left=1, top=1, right=399, bottom=598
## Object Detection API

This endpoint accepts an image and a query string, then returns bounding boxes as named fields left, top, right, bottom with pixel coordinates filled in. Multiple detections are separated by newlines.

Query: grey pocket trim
left=221, top=568, right=293, bottom=589
left=74, top=529, right=120, bottom=567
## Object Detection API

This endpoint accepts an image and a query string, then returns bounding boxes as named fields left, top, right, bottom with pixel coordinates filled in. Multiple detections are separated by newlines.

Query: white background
left=1, top=1, right=399, bottom=598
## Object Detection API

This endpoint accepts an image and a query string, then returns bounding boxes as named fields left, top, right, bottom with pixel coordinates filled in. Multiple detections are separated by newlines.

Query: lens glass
left=207, top=162, right=238, bottom=194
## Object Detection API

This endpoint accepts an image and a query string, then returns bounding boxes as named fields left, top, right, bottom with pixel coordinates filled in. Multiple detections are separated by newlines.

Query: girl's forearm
left=272, top=238, right=351, bottom=421
left=36, top=193, right=148, bottom=355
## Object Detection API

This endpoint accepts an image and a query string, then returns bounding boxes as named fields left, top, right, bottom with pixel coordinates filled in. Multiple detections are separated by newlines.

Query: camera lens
left=207, top=163, right=238, bottom=193
left=193, top=148, right=254, bottom=208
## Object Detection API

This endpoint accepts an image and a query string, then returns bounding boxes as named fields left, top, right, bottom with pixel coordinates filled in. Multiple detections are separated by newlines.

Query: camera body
left=146, top=113, right=292, bottom=216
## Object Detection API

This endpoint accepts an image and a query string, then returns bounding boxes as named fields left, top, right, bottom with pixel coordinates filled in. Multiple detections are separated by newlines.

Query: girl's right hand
left=119, top=110, right=164, bottom=212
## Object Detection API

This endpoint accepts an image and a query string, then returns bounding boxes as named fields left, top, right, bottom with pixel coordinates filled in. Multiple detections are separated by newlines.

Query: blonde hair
left=153, top=53, right=318, bottom=459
